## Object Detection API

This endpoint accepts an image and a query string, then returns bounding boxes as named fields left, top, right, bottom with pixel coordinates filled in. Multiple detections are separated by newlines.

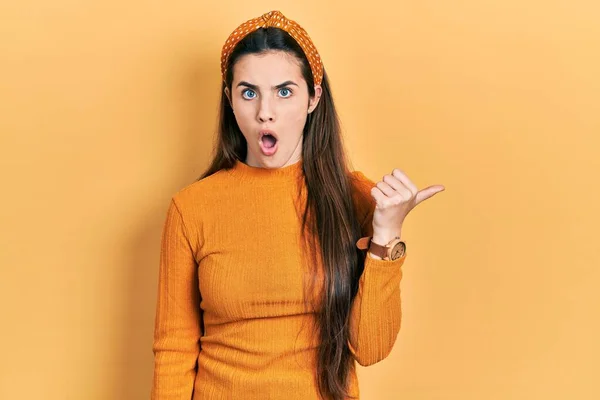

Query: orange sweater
left=151, top=159, right=406, bottom=399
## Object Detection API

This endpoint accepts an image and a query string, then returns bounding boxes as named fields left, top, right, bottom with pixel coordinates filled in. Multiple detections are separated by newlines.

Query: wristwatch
left=356, top=236, right=406, bottom=261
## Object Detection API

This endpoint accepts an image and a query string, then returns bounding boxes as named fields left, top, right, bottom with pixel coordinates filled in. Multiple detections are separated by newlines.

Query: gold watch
left=356, top=236, right=406, bottom=261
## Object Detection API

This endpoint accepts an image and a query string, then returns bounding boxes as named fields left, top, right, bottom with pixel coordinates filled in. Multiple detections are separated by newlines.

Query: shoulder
left=170, top=168, right=230, bottom=212
left=348, top=170, right=377, bottom=223
left=349, top=170, right=377, bottom=199
left=349, top=170, right=376, bottom=190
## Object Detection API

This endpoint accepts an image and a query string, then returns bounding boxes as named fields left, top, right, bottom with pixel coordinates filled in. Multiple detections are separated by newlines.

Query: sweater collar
left=227, top=158, right=304, bottom=184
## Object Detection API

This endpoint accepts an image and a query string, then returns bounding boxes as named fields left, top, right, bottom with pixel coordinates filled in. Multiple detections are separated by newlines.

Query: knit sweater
left=151, top=159, right=406, bottom=399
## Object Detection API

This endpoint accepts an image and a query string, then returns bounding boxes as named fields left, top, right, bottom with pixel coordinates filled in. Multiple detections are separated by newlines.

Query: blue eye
left=242, top=89, right=256, bottom=100
left=279, top=88, right=292, bottom=98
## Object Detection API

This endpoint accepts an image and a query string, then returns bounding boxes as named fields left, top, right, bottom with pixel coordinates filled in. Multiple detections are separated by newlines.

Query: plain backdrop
left=1, top=1, right=598, bottom=399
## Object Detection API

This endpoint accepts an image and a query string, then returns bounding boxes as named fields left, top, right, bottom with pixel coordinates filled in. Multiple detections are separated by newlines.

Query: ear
left=224, top=87, right=233, bottom=109
left=307, top=85, right=323, bottom=114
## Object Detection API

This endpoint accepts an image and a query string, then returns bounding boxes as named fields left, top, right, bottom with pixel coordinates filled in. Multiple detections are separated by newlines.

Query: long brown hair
left=199, top=27, right=365, bottom=400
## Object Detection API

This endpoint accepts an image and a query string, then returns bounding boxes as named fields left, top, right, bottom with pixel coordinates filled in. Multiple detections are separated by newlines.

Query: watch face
left=390, top=242, right=406, bottom=260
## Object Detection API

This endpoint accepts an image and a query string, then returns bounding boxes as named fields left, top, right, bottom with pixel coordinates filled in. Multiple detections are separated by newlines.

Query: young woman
left=151, top=10, right=444, bottom=400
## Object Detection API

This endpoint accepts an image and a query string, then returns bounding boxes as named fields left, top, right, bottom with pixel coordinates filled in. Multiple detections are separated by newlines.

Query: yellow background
left=1, top=1, right=598, bottom=399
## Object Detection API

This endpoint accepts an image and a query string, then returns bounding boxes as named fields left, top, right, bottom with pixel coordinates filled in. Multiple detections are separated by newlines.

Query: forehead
left=232, top=51, right=305, bottom=85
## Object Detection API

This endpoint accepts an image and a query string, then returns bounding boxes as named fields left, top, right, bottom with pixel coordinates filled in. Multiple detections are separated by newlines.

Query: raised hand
left=370, top=168, right=445, bottom=244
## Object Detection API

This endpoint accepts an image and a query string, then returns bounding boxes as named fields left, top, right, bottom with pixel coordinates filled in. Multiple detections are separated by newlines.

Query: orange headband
left=220, top=10, right=324, bottom=86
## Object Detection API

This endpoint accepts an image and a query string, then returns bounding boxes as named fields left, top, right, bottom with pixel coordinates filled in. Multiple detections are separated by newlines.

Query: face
left=225, top=50, right=322, bottom=168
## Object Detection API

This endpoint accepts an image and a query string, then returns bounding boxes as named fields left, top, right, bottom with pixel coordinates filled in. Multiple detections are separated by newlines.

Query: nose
left=257, top=97, right=275, bottom=123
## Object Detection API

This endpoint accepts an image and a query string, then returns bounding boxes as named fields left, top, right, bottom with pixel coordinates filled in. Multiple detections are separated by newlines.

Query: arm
left=348, top=207, right=405, bottom=366
left=347, top=165, right=443, bottom=366
left=151, top=199, right=202, bottom=399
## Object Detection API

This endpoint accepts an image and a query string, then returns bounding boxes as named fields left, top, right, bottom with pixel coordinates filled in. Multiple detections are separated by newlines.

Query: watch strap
left=356, top=236, right=390, bottom=259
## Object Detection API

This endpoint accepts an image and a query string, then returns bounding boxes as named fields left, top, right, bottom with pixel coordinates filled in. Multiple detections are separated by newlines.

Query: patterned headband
left=220, top=10, right=324, bottom=86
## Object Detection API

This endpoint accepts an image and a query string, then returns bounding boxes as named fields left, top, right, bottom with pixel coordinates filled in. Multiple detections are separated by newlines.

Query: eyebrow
left=236, top=80, right=299, bottom=90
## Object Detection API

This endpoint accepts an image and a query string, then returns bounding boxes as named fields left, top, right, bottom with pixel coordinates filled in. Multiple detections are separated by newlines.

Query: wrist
left=372, top=231, right=402, bottom=246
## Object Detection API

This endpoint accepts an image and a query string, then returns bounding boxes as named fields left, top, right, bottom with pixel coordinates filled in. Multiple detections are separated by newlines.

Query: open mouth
left=259, top=130, right=279, bottom=155
left=261, top=133, right=277, bottom=149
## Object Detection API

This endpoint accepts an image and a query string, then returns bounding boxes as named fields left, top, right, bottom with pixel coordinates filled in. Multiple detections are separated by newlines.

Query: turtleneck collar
left=226, top=158, right=304, bottom=184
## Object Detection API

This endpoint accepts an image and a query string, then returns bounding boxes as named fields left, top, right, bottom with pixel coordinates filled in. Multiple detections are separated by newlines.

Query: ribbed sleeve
left=152, top=199, right=202, bottom=400
left=348, top=253, right=405, bottom=366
